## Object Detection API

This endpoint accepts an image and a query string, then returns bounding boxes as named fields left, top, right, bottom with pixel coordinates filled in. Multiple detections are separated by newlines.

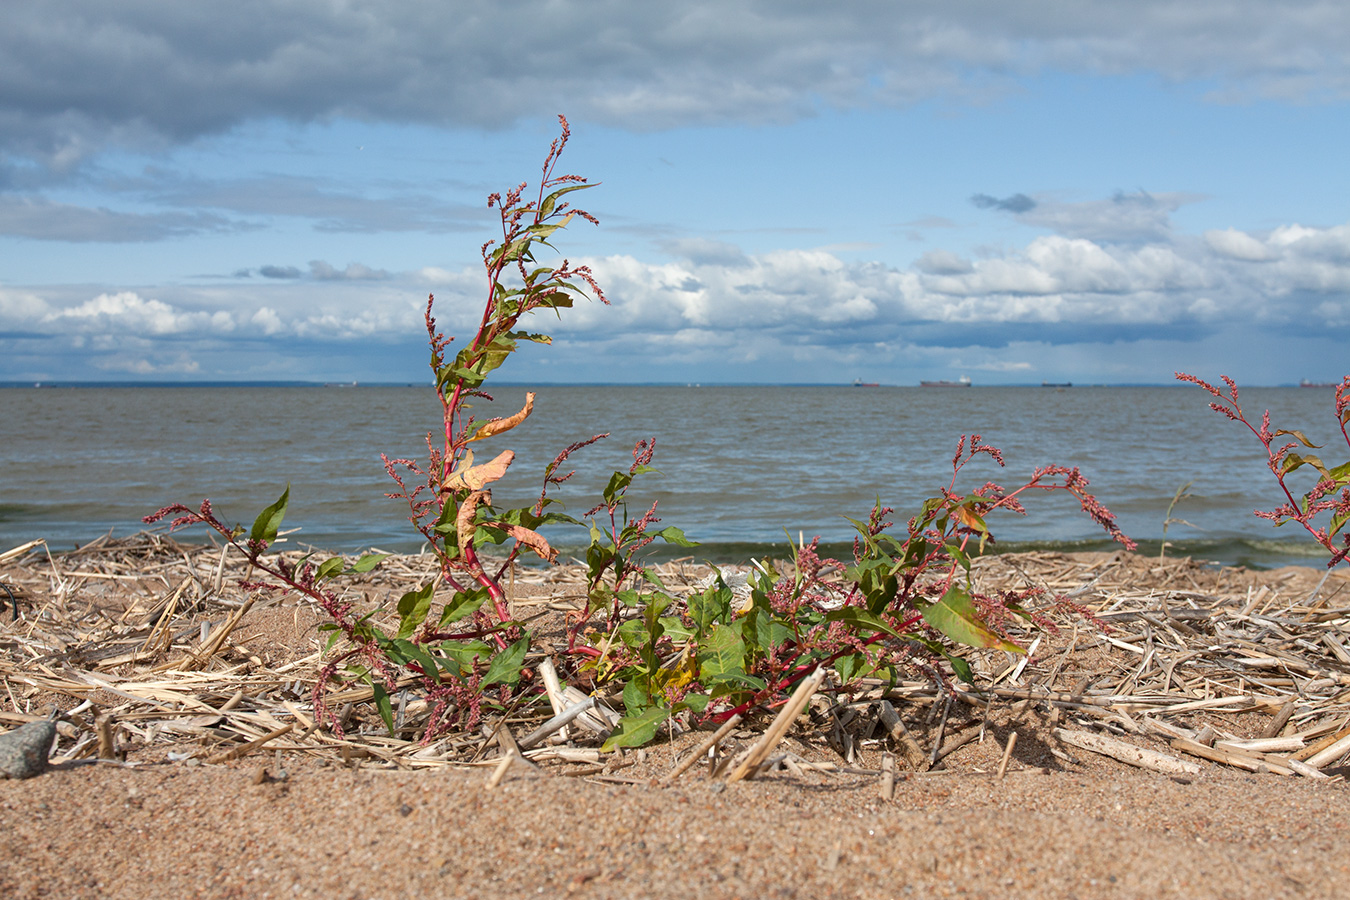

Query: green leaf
left=371, top=681, right=395, bottom=735
left=347, top=553, right=387, bottom=574
left=1280, top=451, right=1328, bottom=478
left=390, top=638, right=441, bottom=685
left=315, top=557, right=345, bottom=582
left=600, top=706, right=670, bottom=752
left=439, top=639, right=493, bottom=672
left=396, top=582, right=436, bottom=639
left=947, top=654, right=976, bottom=683
left=481, top=636, right=530, bottom=688
left=864, top=572, right=899, bottom=616
left=654, top=525, right=698, bottom=547
left=249, top=485, right=290, bottom=545
left=622, top=679, right=651, bottom=714
left=538, top=183, right=593, bottom=218
left=689, top=581, right=734, bottom=634
left=916, top=585, right=1024, bottom=654
left=697, top=622, right=747, bottom=683
left=835, top=652, right=871, bottom=683
left=602, top=471, right=632, bottom=507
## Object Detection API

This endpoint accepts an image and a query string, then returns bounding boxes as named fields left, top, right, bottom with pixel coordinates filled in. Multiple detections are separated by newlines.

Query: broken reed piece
left=95, top=714, right=116, bottom=760
left=1292, top=721, right=1350, bottom=763
left=205, top=722, right=293, bottom=765
left=486, top=752, right=516, bottom=790
left=1303, top=731, right=1350, bottom=769
left=997, top=731, right=1018, bottom=779
left=877, top=699, right=928, bottom=771
left=1261, top=700, right=1296, bottom=739
left=517, top=696, right=597, bottom=750
left=1170, top=737, right=1295, bottom=776
left=537, top=657, right=571, bottom=741
left=1054, top=728, right=1199, bottom=776
left=727, top=666, right=828, bottom=784
left=662, top=713, right=744, bottom=783
left=880, top=753, right=896, bottom=800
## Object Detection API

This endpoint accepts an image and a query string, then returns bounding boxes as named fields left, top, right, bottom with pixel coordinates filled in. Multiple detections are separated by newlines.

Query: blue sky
left=2, top=2, right=1348, bottom=385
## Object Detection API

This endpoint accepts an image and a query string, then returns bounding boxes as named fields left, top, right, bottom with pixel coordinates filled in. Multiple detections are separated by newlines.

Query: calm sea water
left=1, top=384, right=1343, bottom=568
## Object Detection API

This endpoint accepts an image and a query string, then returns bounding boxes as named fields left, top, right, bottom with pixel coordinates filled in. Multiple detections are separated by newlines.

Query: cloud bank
left=4, top=1, right=1350, bottom=168
left=4, top=214, right=1346, bottom=381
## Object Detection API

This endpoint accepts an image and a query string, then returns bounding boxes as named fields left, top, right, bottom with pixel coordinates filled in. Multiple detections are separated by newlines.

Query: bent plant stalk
left=1178, top=372, right=1350, bottom=568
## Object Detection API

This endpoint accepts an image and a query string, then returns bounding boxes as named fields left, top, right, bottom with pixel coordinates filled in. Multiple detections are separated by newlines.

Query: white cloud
left=1205, top=227, right=1273, bottom=261
left=42, top=291, right=230, bottom=335
left=5, top=213, right=1349, bottom=380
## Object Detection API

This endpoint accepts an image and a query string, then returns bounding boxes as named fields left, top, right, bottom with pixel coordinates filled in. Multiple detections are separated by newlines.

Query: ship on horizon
left=920, top=375, right=972, bottom=387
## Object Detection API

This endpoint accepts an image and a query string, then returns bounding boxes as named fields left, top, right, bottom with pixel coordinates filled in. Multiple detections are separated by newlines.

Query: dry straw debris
left=2, top=533, right=1349, bottom=788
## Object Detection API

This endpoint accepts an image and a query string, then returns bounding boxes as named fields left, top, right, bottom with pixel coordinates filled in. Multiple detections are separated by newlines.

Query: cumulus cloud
left=42, top=292, right=234, bottom=336
left=4, top=2, right=1350, bottom=168
left=5, top=215, right=1349, bottom=380
left=1205, top=227, right=1274, bottom=261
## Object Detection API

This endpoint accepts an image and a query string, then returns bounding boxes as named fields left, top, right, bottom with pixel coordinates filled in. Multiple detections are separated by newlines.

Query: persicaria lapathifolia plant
left=570, top=432, right=1137, bottom=751
left=147, top=115, right=608, bottom=739
left=1178, top=372, right=1350, bottom=568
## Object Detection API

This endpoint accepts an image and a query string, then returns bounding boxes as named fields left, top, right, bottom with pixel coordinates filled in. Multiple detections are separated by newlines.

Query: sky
left=2, top=1, right=1349, bottom=386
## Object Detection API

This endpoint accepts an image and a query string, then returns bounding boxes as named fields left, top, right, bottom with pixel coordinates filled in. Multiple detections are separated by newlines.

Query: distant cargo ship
left=1042, top=381, right=1072, bottom=388
left=852, top=379, right=880, bottom=387
left=920, top=375, right=972, bottom=387
left=1299, top=379, right=1340, bottom=388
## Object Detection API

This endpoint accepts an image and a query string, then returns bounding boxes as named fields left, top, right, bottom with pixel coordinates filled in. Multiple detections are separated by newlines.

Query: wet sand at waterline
left=2, top=538, right=1349, bottom=899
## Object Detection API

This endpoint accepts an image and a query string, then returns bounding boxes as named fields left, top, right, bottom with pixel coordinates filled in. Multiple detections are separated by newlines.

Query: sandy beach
left=2, top=537, right=1348, bottom=899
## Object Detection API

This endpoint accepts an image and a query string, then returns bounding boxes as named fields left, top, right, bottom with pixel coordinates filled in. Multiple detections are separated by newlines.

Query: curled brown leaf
left=468, top=392, right=535, bottom=443
left=443, top=449, right=515, bottom=492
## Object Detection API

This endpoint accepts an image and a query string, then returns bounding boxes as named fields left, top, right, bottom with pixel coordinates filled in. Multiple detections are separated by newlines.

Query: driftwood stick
left=663, top=714, right=743, bottom=783
left=880, top=753, right=896, bottom=800
left=728, top=667, right=828, bottom=783
left=1055, top=728, right=1199, bottom=776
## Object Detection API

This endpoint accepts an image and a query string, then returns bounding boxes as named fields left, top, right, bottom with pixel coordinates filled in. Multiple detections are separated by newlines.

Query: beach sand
left=1, top=539, right=1348, bottom=899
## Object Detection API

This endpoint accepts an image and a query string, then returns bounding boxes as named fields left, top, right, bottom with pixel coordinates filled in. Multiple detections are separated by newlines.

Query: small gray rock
left=0, top=719, right=57, bottom=779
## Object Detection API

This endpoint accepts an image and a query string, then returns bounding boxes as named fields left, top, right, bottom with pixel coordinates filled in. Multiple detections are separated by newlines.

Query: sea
left=1, top=383, right=1344, bottom=570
